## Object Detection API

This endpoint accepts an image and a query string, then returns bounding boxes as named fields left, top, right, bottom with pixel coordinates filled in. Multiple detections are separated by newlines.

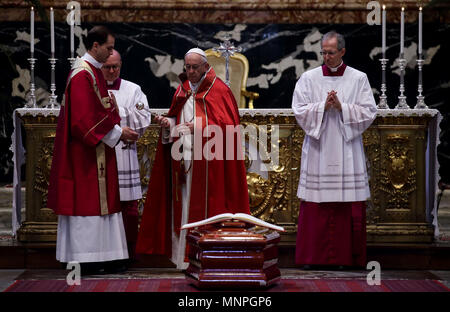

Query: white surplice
left=108, top=79, right=151, bottom=201
left=292, top=65, right=377, bottom=203
left=161, top=79, right=202, bottom=270
left=55, top=53, right=128, bottom=263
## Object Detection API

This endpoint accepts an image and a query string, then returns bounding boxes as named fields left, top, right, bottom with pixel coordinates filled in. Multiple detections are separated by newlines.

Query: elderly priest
left=136, top=48, right=250, bottom=270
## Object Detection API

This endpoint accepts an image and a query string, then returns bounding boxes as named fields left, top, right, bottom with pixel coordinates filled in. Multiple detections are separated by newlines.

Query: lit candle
left=418, top=7, right=423, bottom=56
left=70, top=6, right=74, bottom=57
left=400, top=7, right=404, bottom=56
left=382, top=5, right=386, bottom=58
left=30, top=7, right=34, bottom=55
left=50, top=7, right=55, bottom=55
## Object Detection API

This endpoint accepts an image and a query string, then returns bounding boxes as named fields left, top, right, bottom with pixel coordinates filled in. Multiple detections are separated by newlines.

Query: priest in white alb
left=101, top=49, right=151, bottom=262
left=292, top=31, right=377, bottom=268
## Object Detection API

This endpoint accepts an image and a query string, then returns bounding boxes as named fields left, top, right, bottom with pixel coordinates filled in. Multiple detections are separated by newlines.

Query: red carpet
left=4, top=278, right=449, bottom=292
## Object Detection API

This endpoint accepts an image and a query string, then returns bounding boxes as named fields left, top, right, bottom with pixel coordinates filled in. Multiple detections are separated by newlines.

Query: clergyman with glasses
left=292, top=31, right=377, bottom=269
left=136, top=48, right=250, bottom=270
left=101, top=49, right=151, bottom=266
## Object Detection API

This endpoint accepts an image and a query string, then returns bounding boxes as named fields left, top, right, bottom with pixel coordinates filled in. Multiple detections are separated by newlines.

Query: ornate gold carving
left=367, top=224, right=434, bottom=243
left=16, top=221, right=57, bottom=242
left=380, top=134, right=416, bottom=210
left=136, top=122, right=161, bottom=210
left=241, top=122, right=288, bottom=225
left=18, top=111, right=435, bottom=244
left=34, top=135, right=55, bottom=213
left=35, top=136, right=56, bottom=222
left=363, top=127, right=381, bottom=225
left=290, top=126, right=304, bottom=223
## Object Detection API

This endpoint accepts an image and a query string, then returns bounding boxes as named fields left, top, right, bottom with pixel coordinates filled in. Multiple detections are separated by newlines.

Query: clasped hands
left=325, top=90, right=342, bottom=111
left=154, top=115, right=194, bottom=135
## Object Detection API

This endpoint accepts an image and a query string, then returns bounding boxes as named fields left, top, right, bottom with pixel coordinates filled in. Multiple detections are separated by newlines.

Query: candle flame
left=420, top=7, right=422, bottom=11
left=50, top=7, right=53, bottom=11
left=383, top=5, right=386, bottom=10
left=31, top=6, right=34, bottom=10
left=401, top=7, right=404, bottom=11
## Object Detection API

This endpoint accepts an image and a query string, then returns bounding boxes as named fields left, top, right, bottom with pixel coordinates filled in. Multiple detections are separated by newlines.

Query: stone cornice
left=1, top=0, right=447, bottom=23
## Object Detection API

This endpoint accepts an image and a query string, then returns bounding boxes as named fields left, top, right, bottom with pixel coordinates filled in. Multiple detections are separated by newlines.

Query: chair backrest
left=205, top=49, right=249, bottom=108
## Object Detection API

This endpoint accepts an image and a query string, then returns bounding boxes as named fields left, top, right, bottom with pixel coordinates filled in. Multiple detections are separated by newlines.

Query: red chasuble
left=136, top=68, right=250, bottom=257
left=47, top=59, right=122, bottom=216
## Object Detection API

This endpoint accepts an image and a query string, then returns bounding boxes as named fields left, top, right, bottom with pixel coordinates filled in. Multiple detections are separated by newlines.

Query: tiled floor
left=1, top=186, right=449, bottom=292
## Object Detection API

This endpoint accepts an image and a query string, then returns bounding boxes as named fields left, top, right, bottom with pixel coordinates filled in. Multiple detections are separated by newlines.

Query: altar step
left=1, top=239, right=450, bottom=270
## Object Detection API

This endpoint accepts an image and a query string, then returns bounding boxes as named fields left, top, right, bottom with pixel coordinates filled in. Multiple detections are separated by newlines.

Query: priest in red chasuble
left=136, top=48, right=250, bottom=269
left=47, top=26, right=139, bottom=275
left=292, top=31, right=377, bottom=269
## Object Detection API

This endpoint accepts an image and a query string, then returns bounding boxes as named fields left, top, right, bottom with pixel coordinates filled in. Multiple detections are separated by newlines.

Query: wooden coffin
left=185, top=220, right=281, bottom=289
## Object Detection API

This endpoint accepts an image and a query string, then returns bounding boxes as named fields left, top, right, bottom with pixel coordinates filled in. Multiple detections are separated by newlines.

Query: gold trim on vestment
left=101, top=97, right=111, bottom=109
left=96, top=143, right=109, bottom=215
left=63, top=58, right=103, bottom=106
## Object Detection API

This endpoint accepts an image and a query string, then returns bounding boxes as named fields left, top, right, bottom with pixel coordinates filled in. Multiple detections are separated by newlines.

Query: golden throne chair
left=205, top=49, right=259, bottom=109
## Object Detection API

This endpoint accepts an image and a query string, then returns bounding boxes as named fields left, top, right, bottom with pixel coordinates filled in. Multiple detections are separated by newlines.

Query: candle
left=30, top=7, right=34, bottom=55
left=70, top=6, right=74, bottom=57
left=400, top=7, right=404, bottom=56
left=50, top=7, right=55, bottom=55
left=382, top=5, right=386, bottom=57
left=418, top=7, right=423, bottom=56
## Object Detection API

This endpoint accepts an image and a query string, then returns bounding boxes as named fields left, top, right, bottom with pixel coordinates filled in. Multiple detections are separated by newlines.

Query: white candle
left=400, top=7, right=404, bottom=56
left=382, top=5, right=386, bottom=57
left=419, top=7, right=423, bottom=55
left=30, top=7, right=34, bottom=55
left=50, top=7, right=55, bottom=55
left=70, top=6, right=74, bottom=57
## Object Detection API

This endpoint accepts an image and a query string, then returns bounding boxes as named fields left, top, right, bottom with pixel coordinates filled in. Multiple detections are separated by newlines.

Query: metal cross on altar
left=213, top=36, right=242, bottom=87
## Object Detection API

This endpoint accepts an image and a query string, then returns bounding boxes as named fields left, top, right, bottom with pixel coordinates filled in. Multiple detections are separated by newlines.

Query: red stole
left=47, top=60, right=122, bottom=216
left=136, top=68, right=250, bottom=257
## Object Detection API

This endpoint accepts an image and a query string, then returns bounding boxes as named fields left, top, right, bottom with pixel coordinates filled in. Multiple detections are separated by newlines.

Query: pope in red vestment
left=48, top=57, right=122, bottom=217
left=136, top=48, right=250, bottom=268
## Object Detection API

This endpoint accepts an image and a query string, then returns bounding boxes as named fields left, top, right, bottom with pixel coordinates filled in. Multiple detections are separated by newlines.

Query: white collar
left=82, top=52, right=103, bottom=69
left=189, top=73, right=206, bottom=92
left=328, top=60, right=344, bottom=72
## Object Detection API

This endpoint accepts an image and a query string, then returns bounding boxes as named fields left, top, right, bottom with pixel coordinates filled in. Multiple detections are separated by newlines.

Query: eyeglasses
left=103, top=65, right=120, bottom=71
left=184, top=62, right=205, bottom=71
left=320, top=51, right=339, bottom=56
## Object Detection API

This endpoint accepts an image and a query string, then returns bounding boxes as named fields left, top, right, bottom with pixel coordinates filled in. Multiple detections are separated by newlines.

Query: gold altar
left=14, top=108, right=439, bottom=245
